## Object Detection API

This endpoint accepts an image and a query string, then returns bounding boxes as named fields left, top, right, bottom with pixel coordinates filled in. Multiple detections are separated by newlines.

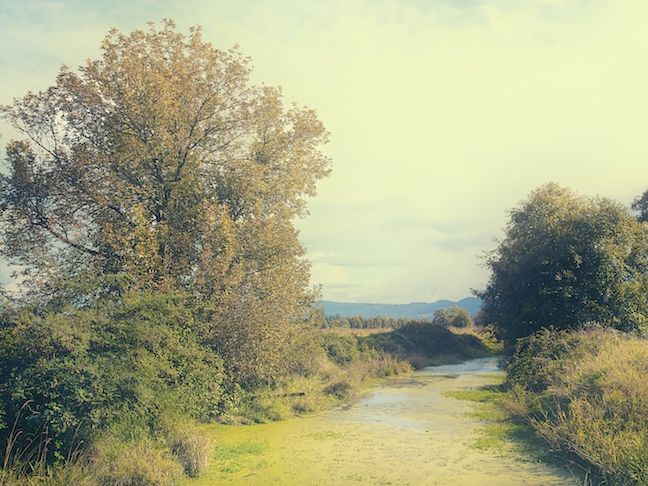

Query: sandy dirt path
left=187, top=358, right=579, bottom=485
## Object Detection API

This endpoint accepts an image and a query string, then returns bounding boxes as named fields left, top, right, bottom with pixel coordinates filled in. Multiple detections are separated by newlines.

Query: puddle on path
left=185, top=357, right=579, bottom=485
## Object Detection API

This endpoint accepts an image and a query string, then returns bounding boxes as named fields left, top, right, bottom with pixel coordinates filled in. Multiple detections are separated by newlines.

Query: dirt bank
left=184, top=357, right=578, bottom=485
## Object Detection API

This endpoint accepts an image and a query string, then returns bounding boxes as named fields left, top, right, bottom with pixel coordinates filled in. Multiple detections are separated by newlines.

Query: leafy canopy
left=476, top=183, right=648, bottom=341
left=0, top=20, right=336, bottom=477
left=0, top=19, right=330, bottom=297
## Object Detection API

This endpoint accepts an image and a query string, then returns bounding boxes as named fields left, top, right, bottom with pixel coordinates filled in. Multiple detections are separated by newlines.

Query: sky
left=1, top=0, right=648, bottom=304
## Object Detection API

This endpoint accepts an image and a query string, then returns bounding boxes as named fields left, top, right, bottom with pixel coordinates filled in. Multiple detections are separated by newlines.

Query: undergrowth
left=0, top=319, right=498, bottom=484
left=505, top=327, right=648, bottom=485
left=362, top=322, right=501, bottom=369
left=443, top=327, right=648, bottom=485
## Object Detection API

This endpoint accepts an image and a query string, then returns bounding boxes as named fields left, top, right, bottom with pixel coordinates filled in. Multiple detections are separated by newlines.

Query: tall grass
left=505, top=328, right=648, bottom=484
left=0, top=402, right=91, bottom=485
left=0, top=410, right=213, bottom=485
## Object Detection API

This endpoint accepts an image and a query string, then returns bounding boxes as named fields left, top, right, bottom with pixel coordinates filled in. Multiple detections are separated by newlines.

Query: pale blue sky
left=1, top=0, right=648, bottom=303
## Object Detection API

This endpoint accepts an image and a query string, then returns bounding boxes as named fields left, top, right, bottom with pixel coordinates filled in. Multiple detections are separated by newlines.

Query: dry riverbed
left=184, top=357, right=579, bottom=485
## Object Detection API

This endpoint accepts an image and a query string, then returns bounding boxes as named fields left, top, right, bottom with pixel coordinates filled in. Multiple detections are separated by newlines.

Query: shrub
left=362, top=321, right=492, bottom=364
left=431, top=306, right=473, bottom=328
left=0, top=291, right=225, bottom=466
left=477, top=183, right=648, bottom=342
left=169, top=431, right=213, bottom=478
left=317, top=333, right=361, bottom=365
left=505, top=326, right=604, bottom=392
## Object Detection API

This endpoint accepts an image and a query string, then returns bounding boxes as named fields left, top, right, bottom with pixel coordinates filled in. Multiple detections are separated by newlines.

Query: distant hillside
left=322, top=297, right=481, bottom=319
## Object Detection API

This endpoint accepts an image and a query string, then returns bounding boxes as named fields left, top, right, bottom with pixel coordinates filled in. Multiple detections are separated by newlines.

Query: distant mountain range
left=322, top=297, right=482, bottom=319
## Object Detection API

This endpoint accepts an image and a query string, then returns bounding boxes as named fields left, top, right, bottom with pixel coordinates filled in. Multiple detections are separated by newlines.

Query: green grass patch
left=444, top=384, right=508, bottom=422
left=445, top=386, right=502, bottom=404
left=473, top=422, right=531, bottom=451
left=211, top=441, right=266, bottom=475
left=474, top=373, right=505, bottom=381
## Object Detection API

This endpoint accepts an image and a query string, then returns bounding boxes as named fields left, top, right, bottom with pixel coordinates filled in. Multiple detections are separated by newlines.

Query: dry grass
left=229, top=349, right=411, bottom=424
left=0, top=414, right=215, bottom=485
left=505, top=328, right=648, bottom=485
left=90, top=436, right=183, bottom=485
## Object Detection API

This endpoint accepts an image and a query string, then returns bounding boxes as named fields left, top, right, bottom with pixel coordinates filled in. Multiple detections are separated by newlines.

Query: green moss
left=445, top=386, right=502, bottom=404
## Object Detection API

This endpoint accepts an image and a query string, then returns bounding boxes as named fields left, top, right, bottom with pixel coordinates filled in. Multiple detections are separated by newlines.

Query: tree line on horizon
left=323, top=305, right=474, bottom=329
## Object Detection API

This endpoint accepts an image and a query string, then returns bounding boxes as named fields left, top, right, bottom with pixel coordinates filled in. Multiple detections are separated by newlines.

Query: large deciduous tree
left=476, top=183, right=648, bottom=342
left=0, top=20, right=330, bottom=385
left=1, top=20, right=329, bottom=290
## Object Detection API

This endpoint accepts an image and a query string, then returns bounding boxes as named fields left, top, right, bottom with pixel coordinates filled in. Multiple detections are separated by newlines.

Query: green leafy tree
left=431, top=305, right=473, bottom=328
left=0, top=21, right=330, bottom=385
left=632, top=189, right=648, bottom=222
left=476, top=183, right=648, bottom=342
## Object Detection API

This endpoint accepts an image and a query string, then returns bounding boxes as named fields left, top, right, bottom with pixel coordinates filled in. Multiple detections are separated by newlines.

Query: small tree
left=632, top=189, right=648, bottom=222
left=476, top=183, right=648, bottom=342
left=431, top=305, right=473, bottom=328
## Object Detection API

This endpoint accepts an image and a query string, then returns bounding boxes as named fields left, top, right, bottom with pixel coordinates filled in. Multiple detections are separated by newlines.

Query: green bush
left=431, top=306, right=474, bottom=328
left=317, top=333, right=361, bottom=365
left=0, top=291, right=224, bottom=466
left=477, top=184, right=648, bottom=342
left=505, top=326, right=604, bottom=393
